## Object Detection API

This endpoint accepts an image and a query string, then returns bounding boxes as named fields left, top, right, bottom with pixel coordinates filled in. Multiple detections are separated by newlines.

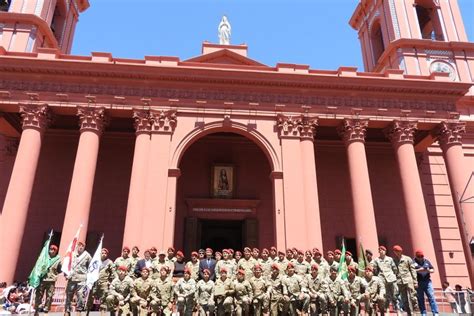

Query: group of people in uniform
left=32, top=242, right=436, bottom=316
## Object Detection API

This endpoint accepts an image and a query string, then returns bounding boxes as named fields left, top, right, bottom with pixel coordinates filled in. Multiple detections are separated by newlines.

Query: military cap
left=122, top=246, right=130, bottom=252
left=334, top=249, right=342, bottom=255
left=49, top=245, right=58, bottom=252
left=311, top=264, right=319, bottom=271
left=118, top=266, right=128, bottom=272
left=392, top=245, right=403, bottom=252
left=378, top=245, right=387, bottom=251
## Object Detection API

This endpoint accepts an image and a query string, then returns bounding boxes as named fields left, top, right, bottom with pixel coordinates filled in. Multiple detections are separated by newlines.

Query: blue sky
left=72, top=0, right=474, bottom=71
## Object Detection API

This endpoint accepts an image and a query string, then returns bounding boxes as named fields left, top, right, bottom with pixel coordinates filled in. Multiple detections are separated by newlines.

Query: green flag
left=357, top=242, right=367, bottom=277
left=338, top=238, right=348, bottom=280
left=28, top=231, right=52, bottom=288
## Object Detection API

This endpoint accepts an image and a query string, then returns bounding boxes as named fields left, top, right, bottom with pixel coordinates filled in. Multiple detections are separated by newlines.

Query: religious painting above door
left=211, top=164, right=234, bottom=198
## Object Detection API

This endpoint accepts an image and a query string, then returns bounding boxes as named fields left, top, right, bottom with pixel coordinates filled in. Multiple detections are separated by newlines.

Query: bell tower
left=0, top=0, right=89, bottom=53
left=349, top=0, right=473, bottom=82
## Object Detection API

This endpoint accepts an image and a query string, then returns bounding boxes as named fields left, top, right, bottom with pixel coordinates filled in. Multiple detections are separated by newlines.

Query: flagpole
left=28, top=288, right=35, bottom=316
left=85, top=234, right=104, bottom=313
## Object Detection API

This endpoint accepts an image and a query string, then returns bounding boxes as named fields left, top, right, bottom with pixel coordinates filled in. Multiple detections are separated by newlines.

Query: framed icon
left=212, top=164, right=234, bottom=198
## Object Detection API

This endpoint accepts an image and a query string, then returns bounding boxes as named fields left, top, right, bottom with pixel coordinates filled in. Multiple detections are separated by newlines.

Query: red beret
left=184, top=268, right=191, bottom=274
left=348, top=266, right=357, bottom=273
left=311, top=264, right=319, bottom=271
left=220, top=267, right=228, bottom=273
left=176, top=251, right=184, bottom=257
left=160, top=266, right=170, bottom=273
left=334, top=249, right=342, bottom=255
left=168, top=247, right=175, bottom=252
left=262, top=248, right=269, bottom=254
left=287, top=262, right=295, bottom=269
left=312, top=248, right=321, bottom=255
left=235, top=251, right=242, bottom=256
left=415, top=250, right=424, bottom=257
left=118, top=266, right=128, bottom=272
left=253, top=264, right=262, bottom=271
left=101, top=248, right=109, bottom=254
left=378, top=246, right=387, bottom=251
left=393, top=245, right=403, bottom=252
left=228, top=248, right=234, bottom=254
left=237, top=269, right=245, bottom=275
left=271, top=263, right=280, bottom=270
left=270, top=246, right=277, bottom=251
left=365, top=266, right=374, bottom=272
left=141, top=267, right=150, bottom=272
left=122, top=246, right=130, bottom=252
left=244, top=247, right=251, bottom=252
left=203, top=269, right=211, bottom=275
left=222, top=249, right=229, bottom=254
left=215, top=251, right=222, bottom=256
left=252, top=248, right=260, bottom=253
left=49, top=245, right=58, bottom=252
left=345, top=251, right=352, bottom=257
left=191, top=251, right=198, bottom=257
left=206, top=248, right=213, bottom=253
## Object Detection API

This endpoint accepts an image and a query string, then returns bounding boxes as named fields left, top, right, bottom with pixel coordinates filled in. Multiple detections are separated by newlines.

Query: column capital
left=132, top=109, right=152, bottom=135
left=150, top=110, right=177, bottom=134
left=276, top=114, right=318, bottom=139
left=434, top=121, right=466, bottom=149
left=384, top=120, right=418, bottom=146
left=77, top=106, right=107, bottom=135
left=19, top=104, right=50, bottom=132
left=337, top=118, right=368, bottom=144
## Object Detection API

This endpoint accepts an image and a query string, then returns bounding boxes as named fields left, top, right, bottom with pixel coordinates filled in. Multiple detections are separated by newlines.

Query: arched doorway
left=174, top=132, right=274, bottom=255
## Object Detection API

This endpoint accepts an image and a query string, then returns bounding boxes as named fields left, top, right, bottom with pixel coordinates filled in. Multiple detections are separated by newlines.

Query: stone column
left=385, top=120, right=439, bottom=280
left=122, top=110, right=151, bottom=248
left=59, top=106, right=106, bottom=253
left=141, top=109, right=177, bottom=249
left=338, top=119, right=379, bottom=253
left=299, top=117, right=324, bottom=250
left=0, top=104, right=49, bottom=284
left=434, top=121, right=474, bottom=286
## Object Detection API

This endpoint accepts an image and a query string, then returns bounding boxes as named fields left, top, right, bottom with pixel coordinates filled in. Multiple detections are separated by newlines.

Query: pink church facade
left=0, top=0, right=473, bottom=289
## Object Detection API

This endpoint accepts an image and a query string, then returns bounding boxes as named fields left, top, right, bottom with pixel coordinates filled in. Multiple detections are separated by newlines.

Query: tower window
left=0, top=0, right=11, bottom=12
left=51, top=4, right=67, bottom=44
left=371, top=21, right=385, bottom=64
left=415, top=1, right=444, bottom=41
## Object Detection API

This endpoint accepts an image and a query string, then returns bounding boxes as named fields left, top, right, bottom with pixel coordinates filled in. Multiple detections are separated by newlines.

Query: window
left=370, top=21, right=385, bottom=64
left=51, top=4, right=67, bottom=44
left=0, top=0, right=11, bottom=12
left=415, top=0, right=444, bottom=41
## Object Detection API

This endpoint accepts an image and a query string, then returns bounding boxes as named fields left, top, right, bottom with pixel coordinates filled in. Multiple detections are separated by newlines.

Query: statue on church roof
left=218, top=15, right=231, bottom=45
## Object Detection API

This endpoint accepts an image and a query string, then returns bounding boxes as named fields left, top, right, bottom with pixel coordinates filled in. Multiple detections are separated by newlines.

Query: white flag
left=61, top=225, right=82, bottom=276
left=86, top=235, right=104, bottom=289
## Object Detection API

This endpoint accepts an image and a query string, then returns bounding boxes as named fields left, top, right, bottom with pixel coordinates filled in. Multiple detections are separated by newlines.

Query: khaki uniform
left=216, top=259, right=237, bottom=279
left=185, top=260, right=200, bottom=281
left=196, top=279, right=215, bottom=316
left=174, top=278, right=196, bottom=315
left=394, top=254, right=418, bottom=314
left=345, top=275, right=364, bottom=316
left=293, top=259, right=311, bottom=276
left=233, top=279, right=252, bottom=316
left=35, top=255, right=61, bottom=313
left=306, top=273, right=329, bottom=315
left=214, top=277, right=234, bottom=315
left=362, top=276, right=385, bottom=315
left=150, top=277, right=174, bottom=315
left=314, top=258, right=330, bottom=279
left=238, top=258, right=257, bottom=280
left=326, top=276, right=349, bottom=316
left=284, top=273, right=310, bottom=315
left=130, top=276, right=154, bottom=316
left=373, top=255, right=398, bottom=310
left=250, top=275, right=270, bottom=315
left=65, top=251, right=92, bottom=312
left=267, top=274, right=288, bottom=316
left=275, top=258, right=289, bottom=276
left=151, top=260, right=174, bottom=280
left=86, top=258, right=115, bottom=311
left=258, top=258, right=273, bottom=278
left=129, top=255, right=140, bottom=278
left=114, top=256, right=134, bottom=274
left=106, top=275, right=134, bottom=313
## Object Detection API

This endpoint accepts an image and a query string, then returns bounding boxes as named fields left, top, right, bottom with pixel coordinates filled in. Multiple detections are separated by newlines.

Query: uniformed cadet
left=149, top=247, right=158, bottom=262
left=238, top=247, right=257, bottom=280
left=275, top=251, right=289, bottom=276
left=306, top=263, right=329, bottom=315
left=251, top=248, right=260, bottom=261
left=283, top=262, right=310, bottom=315
left=249, top=264, right=270, bottom=315
left=129, top=246, right=141, bottom=278
left=130, top=267, right=153, bottom=316
left=86, top=248, right=114, bottom=312
left=152, top=250, right=174, bottom=280
left=233, top=269, right=252, bottom=316
left=65, top=241, right=92, bottom=313
left=215, top=249, right=236, bottom=279
left=214, top=267, right=235, bottom=316
left=269, top=246, right=278, bottom=263
left=267, top=264, right=288, bottom=316
left=166, top=247, right=176, bottom=263
left=304, top=250, right=315, bottom=266
left=392, top=245, right=418, bottom=315
left=106, top=265, right=134, bottom=315
left=196, top=269, right=215, bottom=316
left=345, top=265, right=364, bottom=316
left=234, top=251, right=243, bottom=264
left=294, top=250, right=311, bottom=276
left=313, top=249, right=329, bottom=279
left=286, top=249, right=294, bottom=262
left=215, top=251, right=223, bottom=262
left=333, top=250, right=342, bottom=268
left=34, top=244, right=61, bottom=315
left=325, top=265, right=349, bottom=316
left=373, top=245, right=398, bottom=313
left=344, top=251, right=359, bottom=272
left=185, top=251, right=201, bottom=281
left=257, top=248, right=273, bottom=279
left=114, top=247, right=133, bottom=275
left=150, top=266, right=174, bottom=316
left=361, top=266, right=386, bottom=316
left=326, top=251, right=339, bottom=272
left=174, top=268, right=196, bottom=315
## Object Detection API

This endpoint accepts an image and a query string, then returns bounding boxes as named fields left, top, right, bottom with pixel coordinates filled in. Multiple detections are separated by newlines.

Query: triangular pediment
left=184, top=49, right=267, bottom=67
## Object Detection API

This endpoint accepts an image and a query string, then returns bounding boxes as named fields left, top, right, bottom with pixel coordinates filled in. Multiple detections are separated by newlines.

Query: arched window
left=51, top=2, right=67, bottom=44
left=370, top=21, right=385, bottom=64
left=415, top=0, right=444, bottom=40
left=0, top=0, right=11, bottom=12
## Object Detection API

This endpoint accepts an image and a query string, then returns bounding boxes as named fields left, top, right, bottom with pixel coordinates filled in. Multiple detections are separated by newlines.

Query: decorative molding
left=150, top=110, right=177, bottom=134
left=299, top=117, right=318, bottom=139
left=276, top=114, right=318, bottom=139
left=132, top=109, right=152, bottom=135
left=337, top=119, right=368, bottom=144
left=77, top=106, right=107, bottom=135
left=384, top=120, right=418, bottom=145
left=433, top=121, right=465, bottom=149
left=19, top=103, right=50, bottom=131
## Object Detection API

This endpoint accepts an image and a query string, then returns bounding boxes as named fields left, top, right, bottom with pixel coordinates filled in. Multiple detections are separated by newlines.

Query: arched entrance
left=174, top=132, right=274, bottom=255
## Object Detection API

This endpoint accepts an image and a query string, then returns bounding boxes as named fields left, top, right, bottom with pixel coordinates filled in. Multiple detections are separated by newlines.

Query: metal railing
left=422, top=289, right=472, bottom=314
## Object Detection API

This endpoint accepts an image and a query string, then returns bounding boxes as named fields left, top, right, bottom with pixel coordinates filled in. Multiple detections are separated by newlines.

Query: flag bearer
left=86, top=248, right=114, bottom=312
left=34, top=244, right=61, bottom=314
left=65, top=242, right=92, bottom=314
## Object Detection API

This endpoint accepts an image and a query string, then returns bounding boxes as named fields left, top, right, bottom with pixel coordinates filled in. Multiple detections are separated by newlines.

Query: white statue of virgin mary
left=218, top=15, right=231, bottom=45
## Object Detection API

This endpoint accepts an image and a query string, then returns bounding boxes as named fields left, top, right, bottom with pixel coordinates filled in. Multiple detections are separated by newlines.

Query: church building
left=0, top=0, right=473, bottom=288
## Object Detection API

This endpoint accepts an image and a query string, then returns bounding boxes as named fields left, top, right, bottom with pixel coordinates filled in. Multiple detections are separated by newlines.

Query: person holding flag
left=28, top=231, right=61, bottom=315
left=64, top=241, right=92, bottom=314
left=86, top=241, right=114, bottom=313
left=337, top=240, right=348, bottom=281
